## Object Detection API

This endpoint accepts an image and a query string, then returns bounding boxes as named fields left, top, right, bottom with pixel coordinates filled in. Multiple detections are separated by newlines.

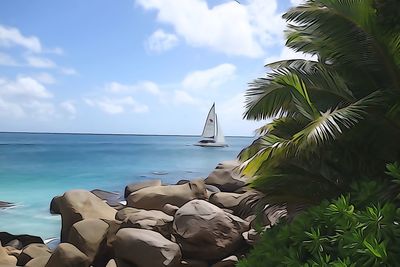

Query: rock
left=205, top=184, right=220, bottom=193
left=17, top=243, right=51, bottom=266
left=91, top=189, right=124, bottom=209
left=205, top=161, right=247, bottom=192
left=25, top=255, right=51, bottom=267
left=5, top=239, right=22, bottom=250
left=0, top=201, right=15, bottom=209
left=68, top=219, right=110, bottom=266
left=120, top=209, right=173, bottom=238
left=176, top=179, right=190, bottom=185
left=180, top=259, right=208, bottom=267
left=124, top=179, right=162, bottom=198
left=0, top=232, right=43, bottom=248
left=50, top=196, right=62, bottom=214
left=106, top=259, right=117, bottom=267
left=211, top=256, right=238, bottom=267
left=0, top=243, right=17, bottom=266
left=56, top=190, right=117, bottom=241
left=115, top=207, right=141, bottom=221
left=162, top=204, right=179, bottom=216
left=204, top=161, right=248, bottom=192
left=173, top=200, right=249, bottom=261
left=45, top=243, right=90, bottom=267
left=242, top=228, right=266, bottom=246
left=127, top=180, right=207, bottom=210
left=209, top=192, right=246, bottom=212
left=3, top=246, right=21, bottom=258
left=114, top=228, right=181, bottom=267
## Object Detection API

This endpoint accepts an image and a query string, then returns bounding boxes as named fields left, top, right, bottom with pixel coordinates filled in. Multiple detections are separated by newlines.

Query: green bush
left=237, top=187, right=400, bottom=267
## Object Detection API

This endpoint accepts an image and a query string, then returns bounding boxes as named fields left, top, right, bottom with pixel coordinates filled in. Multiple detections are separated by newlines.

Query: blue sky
left=0, top=0, right=309, bottom=136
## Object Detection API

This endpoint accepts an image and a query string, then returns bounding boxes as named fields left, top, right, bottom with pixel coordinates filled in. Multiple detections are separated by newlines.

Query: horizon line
left=0, top=131, right=255, bottom=138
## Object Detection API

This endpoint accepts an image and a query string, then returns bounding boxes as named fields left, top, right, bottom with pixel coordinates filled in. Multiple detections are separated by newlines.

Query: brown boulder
left=180, top=259, right=208, bottom=267
left=211, top=255, right=238, bottom=267
left=25, top=255, right=51, bottom=267
left=115, top=207, right=141, bottom=221
left=113, top=228, right=181, bottom=267
left=162, top=204, right=179, bottom=216
left=0, top=243, right=17, bottom=266
left=205, top=161, right=247, bottom=192
left=124, top=179, right=162, bottom=198
left=50, top=196, right=61, bottom=214
left=120, top=209, right=173, bottom=238
left=0, top=232, right=43, bottom=248
left=173, top=200, right=249, bottom=261
left=127, top=180, right=207, bottom=210
left=56, top=190, right=117, bottom=241
left=45, top=243, right=90, bottom=267
left=68, top=219, right=110, bottom=266
left=17, top=243, right=51, bottom=266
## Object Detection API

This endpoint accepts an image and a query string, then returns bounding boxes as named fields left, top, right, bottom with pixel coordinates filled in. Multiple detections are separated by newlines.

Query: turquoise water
left=0, top=132, right=252, bottom=239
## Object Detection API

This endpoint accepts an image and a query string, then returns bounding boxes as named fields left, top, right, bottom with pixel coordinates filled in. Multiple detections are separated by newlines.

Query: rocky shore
left=0, top=161, right=287, bottom=267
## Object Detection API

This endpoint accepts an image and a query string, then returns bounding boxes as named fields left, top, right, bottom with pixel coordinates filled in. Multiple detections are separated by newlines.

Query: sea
left=0, top=132, right=253, bottom=240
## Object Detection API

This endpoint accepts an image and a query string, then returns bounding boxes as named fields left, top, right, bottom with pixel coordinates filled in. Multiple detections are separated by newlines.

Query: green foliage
left=237, top=192, right=400, bottom=267
left=239, top=0, right=400, bottom=206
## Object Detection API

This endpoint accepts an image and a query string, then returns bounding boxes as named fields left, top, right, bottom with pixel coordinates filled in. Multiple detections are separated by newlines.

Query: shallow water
left=0, top=132, right=253, bottom=239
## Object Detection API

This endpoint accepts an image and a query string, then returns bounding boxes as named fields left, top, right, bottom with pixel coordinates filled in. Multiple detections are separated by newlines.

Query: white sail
left=201, top=103, right=216, bottom=138
left=215, top=114, right=225, bottom=144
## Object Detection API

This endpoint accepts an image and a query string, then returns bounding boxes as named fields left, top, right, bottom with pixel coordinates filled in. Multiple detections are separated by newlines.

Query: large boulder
left=45, top=243, right=90, bottom=267
left=67, top=219, right=110, bottom=266
left=50, top=196, right=62, bottom=214
left=173, top=200, right=249, bottom=261
left=56, top=190, right=117, bottom=241
left=0, top=243, right=17, bottom=266
left=17, top=243, right=51, bottom=266
left=0, top=232, right=43, bottom=248
left=124, top=179, right=162, bottom=198
left=120, top=209, right=173, bottom=238
left=113, top=228, right=181, bottom=267
left=205, top=161, right=247, bottom=192
left=25, top=255, right=51, bottom=267
left=127, top=180, right=207, bottom=210
left=91, top=189, right=124, bottom=209
left=209, top=191, right=264, bottom=218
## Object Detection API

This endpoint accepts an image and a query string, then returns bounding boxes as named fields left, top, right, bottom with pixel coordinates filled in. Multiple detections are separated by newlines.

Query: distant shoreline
left=0, top=131, right=254, bottom=138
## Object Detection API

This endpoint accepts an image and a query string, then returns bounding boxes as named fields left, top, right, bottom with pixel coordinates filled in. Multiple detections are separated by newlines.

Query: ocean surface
left=0, top=132, right=253, bottom=240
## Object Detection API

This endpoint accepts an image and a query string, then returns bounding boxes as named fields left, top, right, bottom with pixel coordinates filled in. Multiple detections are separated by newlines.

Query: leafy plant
left=237, top=191, right=400, bottom=267
left=239, top=0, right=400, bottom=206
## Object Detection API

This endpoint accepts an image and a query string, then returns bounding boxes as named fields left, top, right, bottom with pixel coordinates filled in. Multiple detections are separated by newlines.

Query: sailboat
left=194, top=103, right=228, bottom=147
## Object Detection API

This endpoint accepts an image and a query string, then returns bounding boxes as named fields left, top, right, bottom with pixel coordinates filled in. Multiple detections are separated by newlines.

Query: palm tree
left=239, top=0, right=400, bottom=207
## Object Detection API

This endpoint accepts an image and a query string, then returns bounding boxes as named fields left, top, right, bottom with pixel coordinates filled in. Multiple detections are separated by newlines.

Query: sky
left=0, top=0, right=311, bottom=136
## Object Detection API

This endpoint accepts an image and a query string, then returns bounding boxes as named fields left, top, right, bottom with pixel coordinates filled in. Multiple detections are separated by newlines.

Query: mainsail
left=201, top=103, right=216, bottom=138
left=195, top=103, right=227, bottom=147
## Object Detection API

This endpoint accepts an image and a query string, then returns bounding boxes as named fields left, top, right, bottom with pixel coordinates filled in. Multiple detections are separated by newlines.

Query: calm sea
left=0, top=132, right=253, bottom=239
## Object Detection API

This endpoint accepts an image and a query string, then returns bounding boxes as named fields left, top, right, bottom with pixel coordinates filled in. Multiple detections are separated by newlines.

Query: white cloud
left=173, top=90, right=198, bottom=105
left=105, top=81, right=161, bottom=96
left=34, top=72, right=56, bottom=84
left=218, top=93, right=266, bottom=136
left=26, top=56, right=56, bottom=68
left=0, top=76, right=56, bottom=119
left=45, top=47, right=64, bottom=55
left=0, top=52, right=19, bottom=66
left=0, top=76, right=53, bottom=99
left=264, top=47, right=318, bottom=65
left=0, top=25, right=42, bottom=53
left=290, top=0, right=304, bottom=6
left=85, top=96, right=149, bottom=114
left=60, top=67, right=78, bottom=75
left=147, top=29, right=179, bottom=52
left=60, top=101, right=77, bottom=119
left=182, top=63, right=236, bottom=91
left=136, top=0, right=284, bottom=57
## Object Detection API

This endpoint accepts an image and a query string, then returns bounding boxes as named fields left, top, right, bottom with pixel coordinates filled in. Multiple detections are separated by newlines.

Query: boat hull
left=194, top=142, right=228, bottom=147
